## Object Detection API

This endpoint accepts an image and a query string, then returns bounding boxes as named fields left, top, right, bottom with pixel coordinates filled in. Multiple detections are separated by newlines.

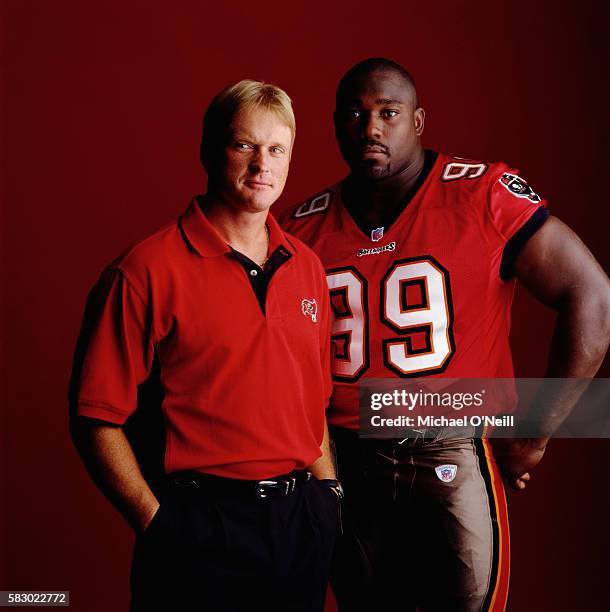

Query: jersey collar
left=180, top=196, right=297, bottom=258
left=336, top=149, right=440, bottom=242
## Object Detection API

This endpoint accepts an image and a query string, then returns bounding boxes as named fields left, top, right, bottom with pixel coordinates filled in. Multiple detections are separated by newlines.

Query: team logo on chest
left=301, top=298, right=317, bottom=323
left=435, top=464, right=458, bottom=482
left=357, top=241, right=397, bottom=257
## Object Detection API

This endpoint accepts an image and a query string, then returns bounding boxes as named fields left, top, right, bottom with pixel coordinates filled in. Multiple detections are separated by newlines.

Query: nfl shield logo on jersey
left=301, top=298, right=317, bottom=323
left=370, top=227, right=384, bottom=242
left=435, top=464, right=458, bottom=482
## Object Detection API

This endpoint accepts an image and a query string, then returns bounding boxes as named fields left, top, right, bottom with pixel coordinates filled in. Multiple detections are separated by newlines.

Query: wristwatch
left=319, top=479, right=344, bottom=500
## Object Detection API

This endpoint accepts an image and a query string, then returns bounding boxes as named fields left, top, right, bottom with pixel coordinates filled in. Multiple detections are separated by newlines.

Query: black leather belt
left=167, top=469, right=311, bottom=500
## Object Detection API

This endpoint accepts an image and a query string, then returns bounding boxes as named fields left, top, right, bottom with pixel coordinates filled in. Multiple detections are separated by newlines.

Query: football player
left=280, top=58, right=610, bottom=611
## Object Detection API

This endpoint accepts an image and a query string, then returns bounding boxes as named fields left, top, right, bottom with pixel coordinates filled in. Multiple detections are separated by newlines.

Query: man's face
left=334, top=70, right=424, bottom=180
left=214, top=107, right=293, bottom=213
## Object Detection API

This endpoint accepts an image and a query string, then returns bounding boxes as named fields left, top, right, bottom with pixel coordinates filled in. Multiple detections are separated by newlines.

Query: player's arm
left=70, top=417, right=160, bottom=533
left=307, top=418, right=337, bottom=480
left=492, top=216, right=610, bottom=487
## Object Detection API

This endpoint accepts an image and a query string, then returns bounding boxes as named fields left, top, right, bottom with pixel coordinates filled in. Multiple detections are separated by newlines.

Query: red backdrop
left=1, top=1, right=608, bottom=610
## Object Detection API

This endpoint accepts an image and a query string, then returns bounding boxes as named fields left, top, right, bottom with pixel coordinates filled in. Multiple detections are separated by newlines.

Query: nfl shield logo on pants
left=435, top=464, right=458, bottom=482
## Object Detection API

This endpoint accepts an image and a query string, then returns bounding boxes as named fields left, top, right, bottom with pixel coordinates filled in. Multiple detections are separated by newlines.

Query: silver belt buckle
left=256, top=476, right=297, bottom=499
left=256, top=480, right=278, bottom=499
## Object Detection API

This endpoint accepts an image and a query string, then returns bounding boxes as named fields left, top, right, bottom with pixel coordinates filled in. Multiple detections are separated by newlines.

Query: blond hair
left=200, top=79, right=295, bottom=169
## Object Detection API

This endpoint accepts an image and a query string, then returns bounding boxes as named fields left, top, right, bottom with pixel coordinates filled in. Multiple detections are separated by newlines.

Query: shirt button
left=250, top=269, right=258, bottom=276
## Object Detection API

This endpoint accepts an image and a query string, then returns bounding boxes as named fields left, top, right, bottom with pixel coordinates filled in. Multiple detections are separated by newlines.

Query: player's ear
left=414, top=107, right=425, bottom=137
left=333, top=110, right=340, bottom=141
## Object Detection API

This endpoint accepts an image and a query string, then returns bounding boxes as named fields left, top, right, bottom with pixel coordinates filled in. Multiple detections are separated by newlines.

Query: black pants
left=130, top=472, right=338, bottom=612
left=329, top=427, right=510, bottom=612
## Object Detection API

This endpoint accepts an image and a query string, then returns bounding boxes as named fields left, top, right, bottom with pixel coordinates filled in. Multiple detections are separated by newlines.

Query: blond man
left=69, top=80, right=339, bottom=611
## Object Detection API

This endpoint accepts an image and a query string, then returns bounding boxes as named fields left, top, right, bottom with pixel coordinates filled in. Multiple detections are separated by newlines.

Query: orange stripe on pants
left=482, top=438, right=511, bottom=612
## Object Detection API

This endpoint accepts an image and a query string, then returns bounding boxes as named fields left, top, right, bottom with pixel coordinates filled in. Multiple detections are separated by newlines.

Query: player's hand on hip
left=490, top=438, right=547, bottom=491
left=509, top=471, right=531, bottom=491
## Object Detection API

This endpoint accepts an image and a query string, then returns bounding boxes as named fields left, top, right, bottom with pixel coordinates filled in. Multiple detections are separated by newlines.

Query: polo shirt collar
left=266, top=206, right=297, bottom=257
left=180, top=197, right=230, bottom=257
left=180, top=196, right=297, bottom=258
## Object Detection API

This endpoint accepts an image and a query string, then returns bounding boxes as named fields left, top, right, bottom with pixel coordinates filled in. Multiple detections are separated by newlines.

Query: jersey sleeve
left=68, top=267, right=155, bottom=424
left=486, top=166, right=549, bottom=280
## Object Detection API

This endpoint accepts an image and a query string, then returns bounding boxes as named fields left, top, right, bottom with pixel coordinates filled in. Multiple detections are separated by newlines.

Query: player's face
left=334, top=70, right=424, bottom=180
left=215, top=107, right=293, bottom=213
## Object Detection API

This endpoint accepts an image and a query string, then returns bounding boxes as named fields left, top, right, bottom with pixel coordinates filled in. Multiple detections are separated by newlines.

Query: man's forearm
left=517, top=292, right=610, bottom=440
left=491, top=299, right=609, bottom=488
left=70, top=418, right=159, bottom=533
left=307, top=418, right=336, bottom=480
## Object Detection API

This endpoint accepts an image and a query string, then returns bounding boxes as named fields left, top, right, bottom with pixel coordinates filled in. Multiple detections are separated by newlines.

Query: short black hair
left=336, top=57, right=418, bottom=107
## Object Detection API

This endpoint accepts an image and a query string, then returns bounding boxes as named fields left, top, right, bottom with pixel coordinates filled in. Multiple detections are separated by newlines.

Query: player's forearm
left=307, top=418, right=337, bottom=480
left=70, top=418, right=159, bottom=533
left=519, top=290, right=610, bottom=440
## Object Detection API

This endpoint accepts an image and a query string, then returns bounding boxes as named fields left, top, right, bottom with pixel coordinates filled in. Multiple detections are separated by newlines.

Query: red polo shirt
left=71, top=197, right=332, bottom=479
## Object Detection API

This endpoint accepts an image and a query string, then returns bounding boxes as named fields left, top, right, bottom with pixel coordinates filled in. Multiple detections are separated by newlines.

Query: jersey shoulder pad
left=281, top=186, right=335, bottom=221
left=489, top=162, right=543, bottom=205
left=438, top=154, right=540, bottom=198
left=437, top=154, right=541, bottom=202
left=441, top=155, right=547, bottom=244
left=438, top=154, right=491, bottom=183
left=279, top=184, right=338, bottom=238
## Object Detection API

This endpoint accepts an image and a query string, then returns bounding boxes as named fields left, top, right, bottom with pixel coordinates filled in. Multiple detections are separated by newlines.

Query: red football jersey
left=280, top=152, right=548, bottom=430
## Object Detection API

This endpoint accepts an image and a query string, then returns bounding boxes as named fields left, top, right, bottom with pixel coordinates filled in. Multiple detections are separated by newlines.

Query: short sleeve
left=68, top=268, right=155, bottom=424
left=487, top=167, right=550, bottom=280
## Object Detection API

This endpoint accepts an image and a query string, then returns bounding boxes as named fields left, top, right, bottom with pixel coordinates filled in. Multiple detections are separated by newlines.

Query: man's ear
left=414, top=107, right=425, bottom=137
left=333, top=110, right=339, bottom=141
left=288, top=134, right=295, bottom=161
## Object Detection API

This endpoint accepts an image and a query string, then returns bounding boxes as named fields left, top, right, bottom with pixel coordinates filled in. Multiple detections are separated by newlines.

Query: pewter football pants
left=329, top=426, right=509, bottom=612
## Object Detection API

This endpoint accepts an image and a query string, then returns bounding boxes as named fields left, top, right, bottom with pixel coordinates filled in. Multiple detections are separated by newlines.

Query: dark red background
left=1, top=1, right=609, bottom=610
